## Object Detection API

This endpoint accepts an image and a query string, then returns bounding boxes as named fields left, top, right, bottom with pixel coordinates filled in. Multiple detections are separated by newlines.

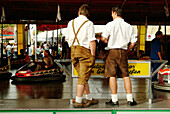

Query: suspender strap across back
left=71, top=19, right=88, bottom=46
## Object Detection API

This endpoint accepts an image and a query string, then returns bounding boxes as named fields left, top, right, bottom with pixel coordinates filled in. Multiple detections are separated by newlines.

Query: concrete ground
left=0, top=64, right=170, bottom=111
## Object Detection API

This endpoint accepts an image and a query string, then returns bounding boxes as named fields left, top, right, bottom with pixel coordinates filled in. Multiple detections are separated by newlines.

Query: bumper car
left=154, top=65, right=170, bottom=91
left=11, top=62, right=66, bottom=83
left=10, top=57, right=30, bottom=69
left=0, top=65, right=12, bottom=78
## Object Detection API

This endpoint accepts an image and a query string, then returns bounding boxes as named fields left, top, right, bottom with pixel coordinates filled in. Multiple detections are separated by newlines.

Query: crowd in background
left=2, top=36, right=146, bottom=62
left=2, top=37, right=71, bottom=60
left=3, top=42, right=18, bottom=59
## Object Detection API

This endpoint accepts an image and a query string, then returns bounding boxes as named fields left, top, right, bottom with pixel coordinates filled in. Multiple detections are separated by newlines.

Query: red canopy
left=37, top=24, right=67, bottom=31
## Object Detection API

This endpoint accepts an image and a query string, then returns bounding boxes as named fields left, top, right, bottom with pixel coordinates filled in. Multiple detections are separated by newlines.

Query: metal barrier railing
left=54, top=59, right=168, bottom=104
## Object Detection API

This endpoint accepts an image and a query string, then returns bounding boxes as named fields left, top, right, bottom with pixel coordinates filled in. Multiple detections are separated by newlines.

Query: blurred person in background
left=150, top=31, right=163, bottom=82
left=12, top=43, right=17, bottom=58
left=6, top=43, right=12, bottom=58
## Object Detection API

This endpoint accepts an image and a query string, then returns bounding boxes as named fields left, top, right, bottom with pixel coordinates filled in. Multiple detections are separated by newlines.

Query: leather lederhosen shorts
left=105, top=49, right=129, bottom=78
left=71, top=45, right=95, bottom=85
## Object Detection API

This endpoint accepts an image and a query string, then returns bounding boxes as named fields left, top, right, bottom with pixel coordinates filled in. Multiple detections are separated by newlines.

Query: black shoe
left=106, top=100, right=119, bottom=106
left=127, top=99, right=137, bottom=106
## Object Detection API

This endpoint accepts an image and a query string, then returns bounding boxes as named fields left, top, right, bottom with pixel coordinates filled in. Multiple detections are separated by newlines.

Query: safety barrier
left=54, top=59, right=168, bottom=104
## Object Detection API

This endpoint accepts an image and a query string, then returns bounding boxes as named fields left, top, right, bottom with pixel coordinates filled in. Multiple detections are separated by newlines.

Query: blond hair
left=79, top=4, right=90, bottom=16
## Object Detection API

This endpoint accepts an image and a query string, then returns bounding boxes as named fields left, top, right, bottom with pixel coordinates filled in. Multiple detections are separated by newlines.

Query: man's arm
left=127, top=42, right=136, bottom=53
left=158, top=52, right=163, bottom=60
left=101, top=36, right=108, bottom=43
left=89, top=40, right=96, bottom=56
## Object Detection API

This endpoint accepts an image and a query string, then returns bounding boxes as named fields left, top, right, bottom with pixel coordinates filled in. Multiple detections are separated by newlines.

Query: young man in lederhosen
left=101, top=6, right=137, bottom=106
left=66, top=4, right=99, bottom=108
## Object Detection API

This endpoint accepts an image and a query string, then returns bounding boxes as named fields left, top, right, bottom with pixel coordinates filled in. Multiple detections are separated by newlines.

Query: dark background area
left=0, top=0, right=169, bottom=25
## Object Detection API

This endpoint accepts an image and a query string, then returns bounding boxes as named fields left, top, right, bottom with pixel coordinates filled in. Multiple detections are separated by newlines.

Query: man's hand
left=127, top=42, right=136, bottom=53
left=158, top=52, right=163, bottom=60
left=101, top=36, right=108, bottom=43
left=89, top=40, right=96, bottom=56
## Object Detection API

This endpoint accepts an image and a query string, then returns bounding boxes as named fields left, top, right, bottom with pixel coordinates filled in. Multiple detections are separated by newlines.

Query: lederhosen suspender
left=71, top=19, right=88, bottom=46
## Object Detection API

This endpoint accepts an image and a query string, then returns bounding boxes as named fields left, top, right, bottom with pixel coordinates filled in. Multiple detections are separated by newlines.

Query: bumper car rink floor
left=0, top=64, right=170, bottom=111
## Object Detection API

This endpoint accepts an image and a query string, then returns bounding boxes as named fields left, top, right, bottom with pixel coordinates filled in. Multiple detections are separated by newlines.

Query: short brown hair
left=79, top=4, right=90, bottom=16
left=112, top=6, right=122, bottom=17
left=155, top=31, right=162, bottom=37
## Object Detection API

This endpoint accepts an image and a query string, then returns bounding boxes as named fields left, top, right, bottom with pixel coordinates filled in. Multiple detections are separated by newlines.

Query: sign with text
left=128, top=60, right=151, bottom=78
left=72, top=60, right=151, bottom=78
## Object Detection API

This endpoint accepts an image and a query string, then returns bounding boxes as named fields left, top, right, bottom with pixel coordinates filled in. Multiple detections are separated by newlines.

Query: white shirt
left=65, top=15, right=96, bottom=49
left=102, top=18, right=137, bottom=50
left=28, top=47, right=32, bottom=56
left=43, top=44, right=48, bottom=50
left=6, top=45, right=12, bottom=51
left=36, top=48, right=41, bottom=55
left=12, top=45, right=17, bottom=51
